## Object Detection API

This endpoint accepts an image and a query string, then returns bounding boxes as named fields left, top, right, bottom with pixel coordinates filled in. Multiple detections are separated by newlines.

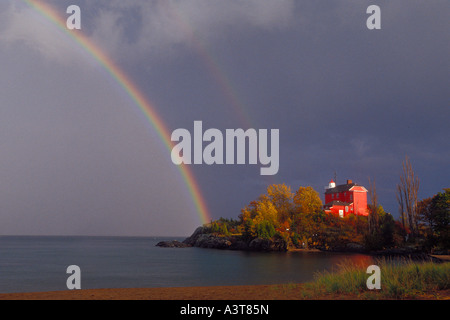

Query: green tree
left=255, top=220, right=276, bottom=239
left=419, top=189, right=450, bottom=251
left=378, top=210, right=395, bottom=248
left=368, top=178, right=380, bottom=236
left=364, top=206, right=395, bottom=250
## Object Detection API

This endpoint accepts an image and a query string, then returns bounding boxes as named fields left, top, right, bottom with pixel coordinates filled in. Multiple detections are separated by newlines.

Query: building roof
left=325, top=182, right=368, bottom=194
left=324, top=183, right=356, bottom=194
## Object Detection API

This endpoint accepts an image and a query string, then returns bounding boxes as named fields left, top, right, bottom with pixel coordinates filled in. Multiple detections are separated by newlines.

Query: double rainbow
left=22, top=0, right=212, bottom=225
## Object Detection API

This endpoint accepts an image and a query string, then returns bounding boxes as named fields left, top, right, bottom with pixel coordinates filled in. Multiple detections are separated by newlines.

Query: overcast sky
left=0, top=0, right=448, bottom=236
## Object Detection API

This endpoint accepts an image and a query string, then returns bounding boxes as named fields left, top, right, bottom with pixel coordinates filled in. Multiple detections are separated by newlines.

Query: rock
left=249, top=238, right=288, bottom=252
left=345, top=242, right=366, bottom=253
left=183, top=226, right=232, bottom=249
left=432, top=249, right=449, bottom=255
left=249, top=238, right=271, bottom=251
left=192, top=233, right=232, bottom=249
left=372, top=249, right=443, bottom=262
left=232, top=240, right=249, bottom=251
left=183, top=226, right=206, bottom=246
left=156, top=240, right=192, bottom=248
left=182, top=226, right=288, bottom=252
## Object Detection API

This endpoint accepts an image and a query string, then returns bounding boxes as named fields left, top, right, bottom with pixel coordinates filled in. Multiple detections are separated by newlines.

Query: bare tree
left=396, top=184, right=406, bottom=231
left=368, top=177, right=379, bottom=235
left=396, top=155, right=420, bottom=239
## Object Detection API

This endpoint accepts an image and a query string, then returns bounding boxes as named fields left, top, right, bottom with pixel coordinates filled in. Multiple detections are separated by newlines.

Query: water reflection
left=0, top=236, right=378, bottom=292
left=188, top=248, right=376, bottom=286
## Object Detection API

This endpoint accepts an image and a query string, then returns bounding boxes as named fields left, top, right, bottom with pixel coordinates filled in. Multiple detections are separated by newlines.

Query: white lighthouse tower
left=327, top=179, right=336, bottom=189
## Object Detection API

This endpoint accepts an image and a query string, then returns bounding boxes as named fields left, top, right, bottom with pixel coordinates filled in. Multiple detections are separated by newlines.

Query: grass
left=303, top=258, right=450, bottom=299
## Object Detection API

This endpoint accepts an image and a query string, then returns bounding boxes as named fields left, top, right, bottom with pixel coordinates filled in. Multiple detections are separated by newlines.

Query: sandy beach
left=0, top=285, right=293, bottom=300
left=0, top=284, right=448, bottom=300
left=1, top=256, right=447, bottom=300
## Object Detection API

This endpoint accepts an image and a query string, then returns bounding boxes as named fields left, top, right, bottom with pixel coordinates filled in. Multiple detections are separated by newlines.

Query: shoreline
left=0, top=285, right=284, bottom=300
left=178, top=227, right=449, bottom=259
left=0, top=284, right=448, bottom=300
left=1, top=258, right=448, bottom=300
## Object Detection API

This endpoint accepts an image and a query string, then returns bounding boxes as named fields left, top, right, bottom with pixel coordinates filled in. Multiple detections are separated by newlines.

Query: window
left=337, top=193, right=339, bottom=198
left=350, top=194, right=353, bottom=201
left=332, top=194, right=334, bottom=199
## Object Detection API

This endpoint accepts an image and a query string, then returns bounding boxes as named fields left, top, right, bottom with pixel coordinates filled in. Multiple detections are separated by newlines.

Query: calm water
left=0, top=236, right=373, bottom=293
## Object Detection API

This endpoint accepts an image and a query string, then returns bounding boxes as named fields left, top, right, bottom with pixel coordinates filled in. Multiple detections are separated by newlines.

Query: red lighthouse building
left=324, top=179, right=368, bottom=218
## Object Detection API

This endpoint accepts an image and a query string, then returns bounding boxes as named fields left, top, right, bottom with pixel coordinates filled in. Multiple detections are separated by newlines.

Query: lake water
left=0, top=236, right=374, bottom=293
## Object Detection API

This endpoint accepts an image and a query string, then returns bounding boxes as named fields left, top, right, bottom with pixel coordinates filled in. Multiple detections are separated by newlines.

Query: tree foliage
left=206, top=181, right=448, bottom=253
left=418, top=188, right=450, bottom=251
left=237, top=184, right=374, bottom=249
left=293, top=186, right=323, bottom=215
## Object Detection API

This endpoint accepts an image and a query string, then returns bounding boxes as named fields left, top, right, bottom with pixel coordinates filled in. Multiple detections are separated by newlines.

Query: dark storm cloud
left=0, top=0, right=448, bottom=235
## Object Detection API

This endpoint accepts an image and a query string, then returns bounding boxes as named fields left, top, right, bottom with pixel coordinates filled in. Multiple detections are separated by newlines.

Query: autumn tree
left=239, top=200, right=261, bottom=239
left=293, top=186, right=323, bottom=215
left=253, top=197, right=278, bottom=228
left=239, top=184, right=295, bottom=244
left=240, top=191, right=281, bottom=240
left=266, top=184, right=294, bottom=228
left=291, top=186, right=323, bottom=248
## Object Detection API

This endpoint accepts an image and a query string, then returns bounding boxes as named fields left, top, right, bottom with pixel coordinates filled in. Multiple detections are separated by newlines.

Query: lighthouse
left=328, top=180, right=336, bottom=189
left=323, top=179, right=368, bottom=217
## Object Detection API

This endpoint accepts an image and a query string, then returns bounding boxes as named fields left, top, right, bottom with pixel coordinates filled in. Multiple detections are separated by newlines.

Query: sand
left=0, top=285, right=293, bottom=300
left=1, top=256, right=448, bottom=300
left=0, top=285, right=448, bottom=300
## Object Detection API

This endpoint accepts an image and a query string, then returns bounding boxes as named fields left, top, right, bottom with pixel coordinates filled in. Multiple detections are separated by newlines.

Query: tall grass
left=305, top=258, right=450, bottom=299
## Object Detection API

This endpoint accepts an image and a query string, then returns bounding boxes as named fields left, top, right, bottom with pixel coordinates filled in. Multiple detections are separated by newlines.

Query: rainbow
left=163, top=3, right=277, bottom=186
left=22, top=0, right=212, bottom=224
left=162, top=1, right=254, bottom=128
